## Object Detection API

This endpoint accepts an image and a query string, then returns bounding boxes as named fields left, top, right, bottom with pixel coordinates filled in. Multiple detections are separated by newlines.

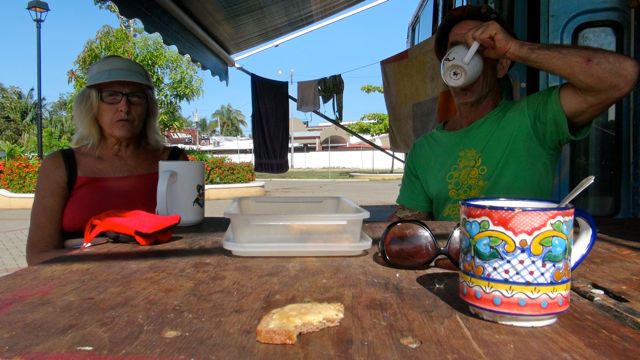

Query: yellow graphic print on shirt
left=443, top=149, right=487, bottom=219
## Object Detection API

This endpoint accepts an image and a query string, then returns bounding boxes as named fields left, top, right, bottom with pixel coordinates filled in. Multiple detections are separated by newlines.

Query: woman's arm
left=26, top=152, right=70, bottom=265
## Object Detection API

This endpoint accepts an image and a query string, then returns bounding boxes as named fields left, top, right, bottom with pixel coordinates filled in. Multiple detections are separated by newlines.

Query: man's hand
left=465, top=20, right=518, bottom=60
left=467, top=19, right=639, bottom=128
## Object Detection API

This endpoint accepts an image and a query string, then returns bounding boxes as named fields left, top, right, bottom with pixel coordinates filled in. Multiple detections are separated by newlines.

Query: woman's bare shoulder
left=40, top=150, right=67, bottom=175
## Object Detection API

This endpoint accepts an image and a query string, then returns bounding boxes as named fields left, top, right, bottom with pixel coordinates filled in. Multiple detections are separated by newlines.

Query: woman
left=26, top=55, right=188, bottom=265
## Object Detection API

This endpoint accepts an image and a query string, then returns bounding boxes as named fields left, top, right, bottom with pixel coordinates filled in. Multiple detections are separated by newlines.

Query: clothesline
left=281, top=60, right=382, bottom=84
left=235, top=65, right=405, bottom=165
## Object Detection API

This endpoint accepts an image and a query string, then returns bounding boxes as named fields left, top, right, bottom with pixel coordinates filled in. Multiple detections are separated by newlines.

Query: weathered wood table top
left=1, top=218, right=638, bottom=359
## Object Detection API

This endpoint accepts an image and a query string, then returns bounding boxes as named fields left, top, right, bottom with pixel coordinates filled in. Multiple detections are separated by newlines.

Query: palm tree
left=0, top=85, right=38, bottom=149
left=44, top=94, right=76, bottom=152
left=212, top=104, right=247, bottom=136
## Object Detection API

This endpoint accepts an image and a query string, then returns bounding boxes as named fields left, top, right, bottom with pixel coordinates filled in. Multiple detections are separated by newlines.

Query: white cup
left=441, top=43, right=484, bottom=88
left=156, top=161, right=205, bottom=226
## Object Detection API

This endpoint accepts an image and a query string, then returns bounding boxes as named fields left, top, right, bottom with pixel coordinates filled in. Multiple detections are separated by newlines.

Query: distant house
left=290, top=117, right=389, bottom=151
left=166, top=118, right=389, bottom=153
left=165, top=129, right=198, bottom=145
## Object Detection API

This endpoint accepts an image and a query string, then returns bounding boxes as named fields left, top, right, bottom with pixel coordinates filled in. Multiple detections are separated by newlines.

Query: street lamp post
left=26, top=0, right=50, bottom=159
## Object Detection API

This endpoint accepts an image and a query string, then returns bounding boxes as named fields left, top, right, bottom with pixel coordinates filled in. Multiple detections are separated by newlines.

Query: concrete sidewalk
left=0, top=179, right=400, bottom=277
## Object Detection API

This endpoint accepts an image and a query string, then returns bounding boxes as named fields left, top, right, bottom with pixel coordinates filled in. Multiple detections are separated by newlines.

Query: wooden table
left=1, top=218, right=638, bottom=359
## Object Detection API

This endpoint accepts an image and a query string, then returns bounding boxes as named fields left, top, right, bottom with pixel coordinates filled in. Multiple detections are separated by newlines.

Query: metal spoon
left=558, top=175, right=596, bottom=207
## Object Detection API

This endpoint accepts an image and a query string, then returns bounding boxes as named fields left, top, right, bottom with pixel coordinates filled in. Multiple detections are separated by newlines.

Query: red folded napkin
left=83, top=210, right=181, bottom=247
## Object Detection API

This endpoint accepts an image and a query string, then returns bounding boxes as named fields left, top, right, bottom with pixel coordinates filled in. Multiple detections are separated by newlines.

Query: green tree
left=347, top=85, right=389, bottom=136
left=43, top=94, right=75, bottom=153
left=69, top=1, right=204, bottom=133
left=205, top=117, right=220, bottom=135
left=0, top=84, right=38, bottom=150
left=0, top=141, right=26, bottom=160
left=360, top=85, right=384, bottom=94
left=191, top=116, right=208, bottom=133
left=212, top=104, right=247, bottom=136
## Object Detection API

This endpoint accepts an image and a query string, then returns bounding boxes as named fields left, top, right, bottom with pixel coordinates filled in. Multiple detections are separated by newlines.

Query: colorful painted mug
left=458, top=198, right=596, bottom=327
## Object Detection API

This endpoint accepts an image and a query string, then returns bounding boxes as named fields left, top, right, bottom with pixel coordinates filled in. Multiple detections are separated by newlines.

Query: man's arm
left=387, top=205, right=433, bottom=222
left=508, top=42, right=638, bottom=128
left=467, top=21, right=640, bottom=128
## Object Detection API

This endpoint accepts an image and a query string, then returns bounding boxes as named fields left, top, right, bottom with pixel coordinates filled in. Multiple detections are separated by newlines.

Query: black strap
left=60, top=148, right=77, bottom=193
left=61, top=146, right=181, bottom=194
left=167, top=146, right=185, bottom=160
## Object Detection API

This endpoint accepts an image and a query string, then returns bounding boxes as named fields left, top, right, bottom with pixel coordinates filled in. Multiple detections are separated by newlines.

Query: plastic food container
left=222, top=196, right=371, bottom=256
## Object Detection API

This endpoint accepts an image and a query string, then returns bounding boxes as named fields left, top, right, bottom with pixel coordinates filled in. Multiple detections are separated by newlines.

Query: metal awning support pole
left=157, top=0, right=236, bottom=66
left=233, top=0, right=389, bottom=62
left=295, top=95, right=404, bottom=163
left=236, top=66, right=404, bottom=164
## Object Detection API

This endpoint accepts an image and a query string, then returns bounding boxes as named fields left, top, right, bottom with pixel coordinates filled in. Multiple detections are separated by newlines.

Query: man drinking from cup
left=392, top=5, right=639, bottom=222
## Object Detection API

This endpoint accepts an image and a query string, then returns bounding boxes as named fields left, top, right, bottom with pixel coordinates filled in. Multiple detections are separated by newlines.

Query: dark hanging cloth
left=251, top=74, right=290, bottom=173
left=318, top=74, right=344, bottom=122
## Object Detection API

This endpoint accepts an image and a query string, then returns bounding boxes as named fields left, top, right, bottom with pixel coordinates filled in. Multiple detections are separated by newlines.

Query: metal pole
left=36, top=19, right=43, bottom=159
left=290, top=133, right=295, bottom=169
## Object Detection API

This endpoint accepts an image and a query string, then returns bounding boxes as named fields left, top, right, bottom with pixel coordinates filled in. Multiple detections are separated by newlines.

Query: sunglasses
left=379, top=220, right=461, bottom=269
left=99, top=90, right=148, bottom=105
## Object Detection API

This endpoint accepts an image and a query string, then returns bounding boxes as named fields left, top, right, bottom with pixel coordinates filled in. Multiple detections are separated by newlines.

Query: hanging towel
left=297, top=80, right=320, bottom=112
left=318, top=75, right=344, bottom=122
left=251, top=74, right=290, bottom=173
left=381, top=36, right=445, bottom=153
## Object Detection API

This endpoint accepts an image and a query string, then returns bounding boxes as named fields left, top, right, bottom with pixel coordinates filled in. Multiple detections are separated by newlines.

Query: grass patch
left=256, top=168, right=402, bottom=179
left=257, top=169, right=354, bottom=179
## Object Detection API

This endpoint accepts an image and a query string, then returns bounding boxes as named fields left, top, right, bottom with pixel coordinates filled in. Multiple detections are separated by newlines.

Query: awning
left=112, top=0, right=366, bottom=83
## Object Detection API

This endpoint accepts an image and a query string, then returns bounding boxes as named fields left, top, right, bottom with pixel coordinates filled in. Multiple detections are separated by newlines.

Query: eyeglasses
left=99, top=90, right=147, bottom=105
left=379, top=220, right=461, bottom=269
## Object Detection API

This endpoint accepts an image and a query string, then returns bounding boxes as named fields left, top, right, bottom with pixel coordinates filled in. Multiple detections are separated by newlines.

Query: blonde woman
left=26, top=55, right=188, bottom=265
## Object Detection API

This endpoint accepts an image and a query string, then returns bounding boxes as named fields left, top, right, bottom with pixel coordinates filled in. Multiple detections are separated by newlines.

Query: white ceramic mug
left=156, top=161, right=205, bottom=226
left=441, top=43, right=484, bottom=88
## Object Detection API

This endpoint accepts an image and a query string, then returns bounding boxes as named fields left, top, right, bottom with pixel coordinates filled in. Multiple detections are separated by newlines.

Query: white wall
left=221, top=150, right=405, bottom=172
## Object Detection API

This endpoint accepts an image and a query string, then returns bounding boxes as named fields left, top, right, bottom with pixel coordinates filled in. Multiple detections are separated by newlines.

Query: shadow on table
left=362, top=205, right=395, bottom=223
left=44, top=244, right=229, bottom=265
left=417, top=272, right=473, bottom=316
left=370, top=248, right=473, bottom=316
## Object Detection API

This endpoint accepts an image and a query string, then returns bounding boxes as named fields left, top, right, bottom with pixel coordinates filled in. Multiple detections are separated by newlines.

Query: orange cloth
left=83, top=210, right=180, bottom=247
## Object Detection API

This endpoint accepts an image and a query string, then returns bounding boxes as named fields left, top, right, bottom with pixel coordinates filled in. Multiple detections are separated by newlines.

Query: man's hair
left=434, top=5, right=516, bottom=61
left=70, top=86, right=165, bottom=149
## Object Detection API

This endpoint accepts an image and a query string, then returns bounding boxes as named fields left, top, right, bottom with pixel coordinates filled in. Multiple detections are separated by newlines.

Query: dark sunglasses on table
left=99, top=90, right=148, bottom=105
left=379, top=220, right=461, bottom=269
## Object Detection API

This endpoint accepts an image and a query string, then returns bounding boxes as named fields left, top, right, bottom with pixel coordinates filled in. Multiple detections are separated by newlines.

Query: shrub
left=204, top=156, right=255, bottom=184
left=0, top=153, right=256, bottom=194
left=187, top=150, right=209, bottom=161
left=0, top=156, right=40, bottom=193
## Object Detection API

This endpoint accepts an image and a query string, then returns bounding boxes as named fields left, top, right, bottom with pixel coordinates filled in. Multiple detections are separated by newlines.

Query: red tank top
left=62, top=172, right=159, bottom=234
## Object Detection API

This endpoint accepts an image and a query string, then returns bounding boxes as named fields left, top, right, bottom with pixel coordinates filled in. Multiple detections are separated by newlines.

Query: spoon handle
left=559, top=175, right=595, bottom=206
left=463, top=41, right=480, bottom=64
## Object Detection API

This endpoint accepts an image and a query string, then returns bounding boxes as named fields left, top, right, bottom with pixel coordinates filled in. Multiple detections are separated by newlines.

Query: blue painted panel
left=542, top=0, right=632, bottom=217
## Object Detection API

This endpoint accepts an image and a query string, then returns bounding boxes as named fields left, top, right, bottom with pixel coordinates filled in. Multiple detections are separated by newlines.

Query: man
left=393, top=5, right=639, bottom=221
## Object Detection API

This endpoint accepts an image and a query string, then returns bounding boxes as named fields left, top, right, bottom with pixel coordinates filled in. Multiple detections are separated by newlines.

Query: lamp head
left=27, top=0, right=50, bottom=22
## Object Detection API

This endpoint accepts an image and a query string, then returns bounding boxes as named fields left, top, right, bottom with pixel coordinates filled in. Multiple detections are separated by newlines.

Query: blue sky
left=2, top=0, right=420, bottom=134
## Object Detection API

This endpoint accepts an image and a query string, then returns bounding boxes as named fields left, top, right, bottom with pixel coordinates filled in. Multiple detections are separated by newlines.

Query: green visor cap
left=86, top=55, right=153, bottom=88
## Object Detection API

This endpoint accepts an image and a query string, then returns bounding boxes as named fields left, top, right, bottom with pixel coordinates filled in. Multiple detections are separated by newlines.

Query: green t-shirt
left=397, top=86, right=590, bottom=221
